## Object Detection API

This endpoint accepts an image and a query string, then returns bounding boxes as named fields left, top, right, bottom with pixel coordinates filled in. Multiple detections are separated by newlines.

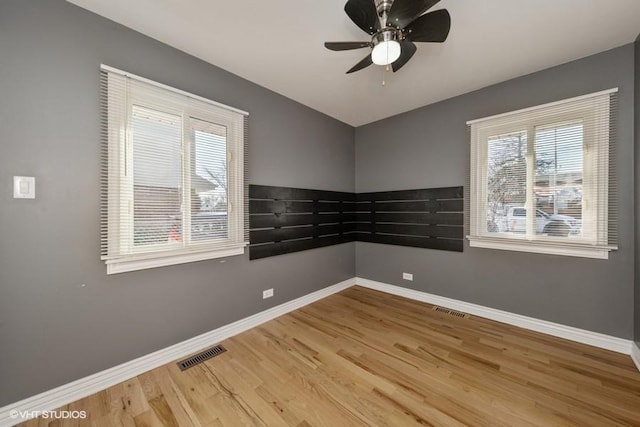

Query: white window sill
left=105, top=245, right=246, bottom=274
left=467, top=236, right=614, bottom=259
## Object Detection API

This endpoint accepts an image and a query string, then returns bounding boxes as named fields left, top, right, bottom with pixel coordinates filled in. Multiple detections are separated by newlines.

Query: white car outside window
left=506, top=207, right=580, bottom=236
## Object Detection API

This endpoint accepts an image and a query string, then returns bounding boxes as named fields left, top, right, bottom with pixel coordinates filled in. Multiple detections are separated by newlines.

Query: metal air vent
left=177, top=344, right=227, bottom=371
left=432, top=306, right=469, bottom=319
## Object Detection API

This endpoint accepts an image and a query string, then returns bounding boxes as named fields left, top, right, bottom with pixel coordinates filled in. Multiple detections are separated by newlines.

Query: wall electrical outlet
left=262, top=288, right=274, bottom=299
left=402, top=272, right=413, bottom=281
left=13, top=176, right=35, bottom=199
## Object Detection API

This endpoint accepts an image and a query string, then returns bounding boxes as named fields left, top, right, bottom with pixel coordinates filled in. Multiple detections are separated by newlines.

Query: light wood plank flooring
left=20, top=286, right=640, bottom=426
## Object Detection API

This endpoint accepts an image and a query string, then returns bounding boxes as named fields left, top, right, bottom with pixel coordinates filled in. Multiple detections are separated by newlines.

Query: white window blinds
left=100, top=65, right=249, bottom=274
left=467, top=89, right=617, bottom=259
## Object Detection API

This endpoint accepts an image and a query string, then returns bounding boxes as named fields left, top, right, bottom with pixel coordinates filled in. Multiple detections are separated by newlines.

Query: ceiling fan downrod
left=375, top=0, right=394, bottom=27
left=375, top=0, right=394, bottom=15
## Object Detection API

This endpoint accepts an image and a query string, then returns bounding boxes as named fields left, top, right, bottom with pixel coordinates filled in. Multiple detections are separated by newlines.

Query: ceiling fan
left=325, top=0, right=451, bottom=74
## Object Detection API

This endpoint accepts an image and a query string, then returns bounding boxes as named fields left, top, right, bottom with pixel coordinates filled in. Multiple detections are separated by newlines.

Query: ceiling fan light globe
left=371, top=40, right=401, bottom=65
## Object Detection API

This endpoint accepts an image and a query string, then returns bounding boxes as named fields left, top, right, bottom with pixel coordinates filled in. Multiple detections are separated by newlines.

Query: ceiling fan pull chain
left=382, top=63, right=392, bottom=86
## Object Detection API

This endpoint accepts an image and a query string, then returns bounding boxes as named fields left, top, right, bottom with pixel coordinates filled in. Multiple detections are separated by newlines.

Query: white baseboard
left=355, top=277, right=633, bottom=355
left=0, top=277, right=356, bottom=427
left=632, top=342, right=640, bottom=372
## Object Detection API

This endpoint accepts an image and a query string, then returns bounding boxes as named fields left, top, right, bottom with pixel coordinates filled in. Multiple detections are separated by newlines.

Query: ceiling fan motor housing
left=372, top=28, right=400, bottom=47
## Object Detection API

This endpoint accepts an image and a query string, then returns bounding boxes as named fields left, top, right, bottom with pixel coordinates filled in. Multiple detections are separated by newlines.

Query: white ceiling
left=68, top=0, right=640, bottom=127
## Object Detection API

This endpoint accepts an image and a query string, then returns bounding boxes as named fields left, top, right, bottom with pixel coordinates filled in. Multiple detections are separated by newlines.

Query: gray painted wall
left=0, top=0, right=355, bottom=405
left=355, top=45, right=635, bottom=339
left=635, top=35, right=640, bottom=346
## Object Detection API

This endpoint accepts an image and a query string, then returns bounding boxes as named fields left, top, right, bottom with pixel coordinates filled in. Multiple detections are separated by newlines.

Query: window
left=101, top=65, right=248, bottom=274
left=468, top=89, right=617, bottom=259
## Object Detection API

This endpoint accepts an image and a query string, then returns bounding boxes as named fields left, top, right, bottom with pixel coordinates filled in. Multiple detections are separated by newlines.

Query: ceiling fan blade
left=405, top=9, right=451, bottom=42
left=387, top=0, right=440, bottom=29
left=392, top=41, right=417, bottom=72
left=346, top=54, right=373, bottom=74
left=344, top=0, right=380, bottom=35
left=324, top=41, right=372, bottom=51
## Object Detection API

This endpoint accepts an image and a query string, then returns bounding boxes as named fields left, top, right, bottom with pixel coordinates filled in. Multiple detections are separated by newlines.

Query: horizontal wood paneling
left=355, top=212, right=463, bottom=225
left=355, top=223, right=463, bottom=239
left=355, top=199, right=463, bottom=212
left=356, top=233, right=463, bottom=252
left=250, top=213, right=356, bottom=229
left=250, top=235, right=354, bottom=259
left=250, top=224, right=356, bottom=244
left=354, top=187, right=464, bottom=252
left=356, top=186, right=463, bottom=201
left=249, top=185, right=356, bottom=259
left=250, top=185, right=355, bottom=202
left=250, top=200, right=356, bottom=214
left=249, top=185, right=464, bottom=259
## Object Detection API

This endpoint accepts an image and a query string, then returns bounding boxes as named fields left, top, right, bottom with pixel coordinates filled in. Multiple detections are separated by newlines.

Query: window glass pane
left=131, top=106, right=183, bottom=247
left=190, top=118, right=228, bottom=242
left=534, top=122, right=583, bottom=237
left=486, top=131, right=527, bottom=234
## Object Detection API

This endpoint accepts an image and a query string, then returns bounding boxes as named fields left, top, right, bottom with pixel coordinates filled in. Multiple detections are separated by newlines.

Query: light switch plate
left=13, top=176, right=35, bottom=199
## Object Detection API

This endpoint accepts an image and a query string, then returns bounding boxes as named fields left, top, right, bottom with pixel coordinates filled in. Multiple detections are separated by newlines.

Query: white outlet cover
left=402, top=272, right=413, bottom=281
left=13, top=176, right=35, bottom=199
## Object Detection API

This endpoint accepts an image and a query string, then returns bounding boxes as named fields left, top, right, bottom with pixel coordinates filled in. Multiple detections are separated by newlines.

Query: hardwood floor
left=20, top=286, right=640, bottom=426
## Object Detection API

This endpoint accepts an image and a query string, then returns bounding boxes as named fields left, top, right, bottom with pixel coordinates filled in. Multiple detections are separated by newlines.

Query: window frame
left=467, top=89, right=616, bottom=259
left=102, top=65, right=248, bottom=274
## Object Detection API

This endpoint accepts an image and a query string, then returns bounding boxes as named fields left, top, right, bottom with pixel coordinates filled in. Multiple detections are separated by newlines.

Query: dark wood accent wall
left=249, top=185, right=356, bottom=260
left=354, top=186, right=464, bottom=252
left=248, top=185, right=464, bottom=259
